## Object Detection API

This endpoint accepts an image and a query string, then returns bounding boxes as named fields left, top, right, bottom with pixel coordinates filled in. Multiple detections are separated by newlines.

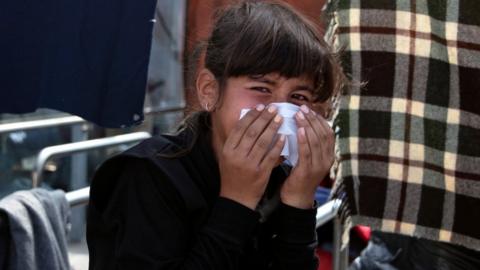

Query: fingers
left=260, top=133, right=286, bottom=169
left=248, top=113, right=283, bottom=162
left=224, top=104, right=265, bottom=150
left=236, top=104, right=278, bottom=154
left=300, top=105, right=327, bottom=138
left=295, top=110, right=318, bottom=166
left=307, top=107, right=335, bottom=162
left=294, top=126, right=311, bottom=173
left=295, top=105, right=335, bottom=168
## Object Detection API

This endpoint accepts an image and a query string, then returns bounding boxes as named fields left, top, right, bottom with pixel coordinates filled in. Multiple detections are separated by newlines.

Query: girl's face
left=210, top=72, right=317, bottom=150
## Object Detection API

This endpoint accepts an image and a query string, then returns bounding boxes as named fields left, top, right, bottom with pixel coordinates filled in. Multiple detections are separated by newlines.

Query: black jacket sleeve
left=271, top=203, right=319, bottom=269
left=87, top=159, right=260, bottom=270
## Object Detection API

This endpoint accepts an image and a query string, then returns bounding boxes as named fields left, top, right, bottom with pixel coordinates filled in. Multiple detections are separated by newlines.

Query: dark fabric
left=350, top=232, right=480, bottom=270
left=0, top=0, right=156, bottom=128
left=87, top=113, right=319, bottom=270
left=0, top=189, right=71, bottom=270
left=326, top=0, right=480, bottom=251
left=0, top=212, right=10, bottom=270
left=349, top=232, right=399, bottom=270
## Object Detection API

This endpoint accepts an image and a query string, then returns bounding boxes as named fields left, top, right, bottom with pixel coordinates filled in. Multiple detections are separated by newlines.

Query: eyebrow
left=248, top=75, right=276, bottom=86
left=294, top=85, right=314, bottom=92
left=248, top=75, right=314, bottom=92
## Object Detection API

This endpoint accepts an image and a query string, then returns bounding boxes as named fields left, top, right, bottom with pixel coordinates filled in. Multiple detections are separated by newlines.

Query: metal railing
left=66, top=187, right=90, bottom=207
left=32, top=132, right=152, bottom=187
left=0, top=106, right=180, bottom=242
left=316, top=199, right=341, bottom=227
left=316, top=199, right=349, bottom=270
left=0, top=116, right=85, bottom=134
left=0, top=105, right=185, bottom=135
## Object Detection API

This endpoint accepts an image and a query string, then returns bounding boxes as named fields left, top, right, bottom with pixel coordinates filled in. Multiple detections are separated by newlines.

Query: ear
left=196, top=68, right=219, bottom=111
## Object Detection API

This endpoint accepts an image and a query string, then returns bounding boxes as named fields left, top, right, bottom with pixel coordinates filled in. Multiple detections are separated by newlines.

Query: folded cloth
left=240, top=102, right=300, bottom=166
left=0, top=188, right=71, bottom=270
left=326, top=0, right=480, bottom=252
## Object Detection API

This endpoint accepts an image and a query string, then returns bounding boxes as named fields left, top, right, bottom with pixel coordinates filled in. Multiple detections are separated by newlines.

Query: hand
left=280, top=105, right=335, bottom=209
left=218, top=104, right=286, bottom=209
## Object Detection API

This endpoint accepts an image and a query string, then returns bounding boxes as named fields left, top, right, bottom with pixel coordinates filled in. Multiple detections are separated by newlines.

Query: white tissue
left=240, top=102, right=300, bottom=167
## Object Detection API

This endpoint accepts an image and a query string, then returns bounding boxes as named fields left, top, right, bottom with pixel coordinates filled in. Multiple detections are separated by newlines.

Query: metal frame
left=316, top=199, right=349, bottom=270
left=332, top=217, right=349, bottom=270
left=0, top=105, right=185, bottom=135
left=0, top=116, right=85, bottom=134
left=143, top=105, right=185, bottom=115
left=32, top=132, right=152, bottom=187
left=1, top=105, right=183, bottom=187
left=66, top=187, right=90, bottom=207
left=316, top=199, right=341, bottom=227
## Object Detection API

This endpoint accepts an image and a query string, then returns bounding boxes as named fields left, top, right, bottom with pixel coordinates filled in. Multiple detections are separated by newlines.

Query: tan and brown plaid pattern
left=328, top=0, right=480, bottom=251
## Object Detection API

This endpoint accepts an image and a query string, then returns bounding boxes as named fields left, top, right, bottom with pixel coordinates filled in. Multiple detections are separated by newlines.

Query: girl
left=87, top=1, right=346, bottom=269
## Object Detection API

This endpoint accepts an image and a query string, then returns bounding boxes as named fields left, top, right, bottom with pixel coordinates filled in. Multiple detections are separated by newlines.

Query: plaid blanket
left=327, top=0, right=480, bottom=251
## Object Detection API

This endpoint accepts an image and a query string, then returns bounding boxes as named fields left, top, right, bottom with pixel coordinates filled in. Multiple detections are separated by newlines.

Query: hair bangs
left=222, top=4, right=327, bottom=99
left=228, top=32, right=323, bottom=78
left=204, top=1, right=345, bottom=105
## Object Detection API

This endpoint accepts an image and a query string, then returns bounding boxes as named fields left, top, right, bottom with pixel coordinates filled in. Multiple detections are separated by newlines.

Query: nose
left=271, top=93, right=289, bottom=104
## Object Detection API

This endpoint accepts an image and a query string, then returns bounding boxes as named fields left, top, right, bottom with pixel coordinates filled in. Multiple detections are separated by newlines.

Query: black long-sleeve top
left=87, top=114, right=318, bottom=270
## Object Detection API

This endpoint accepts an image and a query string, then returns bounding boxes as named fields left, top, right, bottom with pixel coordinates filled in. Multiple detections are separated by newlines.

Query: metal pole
left=32, top=132, right=151, bottom=187
left=66, top=187, right=90, bottom=207
left=316, top=199, right=349, bottom=270
left=0, top=106, right=184, bottom=135
left=143, top=105, right=184, bottom=115
left=69, top=124, right=89, bottom=242
left=332, top=217, right=349, bottom=270
left=316, top=199, right=342, bottom=228
left=0, top=116, right=84, bottom=134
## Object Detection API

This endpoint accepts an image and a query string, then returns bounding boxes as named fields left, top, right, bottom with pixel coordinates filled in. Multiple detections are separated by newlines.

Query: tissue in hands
left=240, top=102, right=300, bottom=166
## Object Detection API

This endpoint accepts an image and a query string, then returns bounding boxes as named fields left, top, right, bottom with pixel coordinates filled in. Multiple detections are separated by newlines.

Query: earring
left=204, top=102, right=209, bottom=111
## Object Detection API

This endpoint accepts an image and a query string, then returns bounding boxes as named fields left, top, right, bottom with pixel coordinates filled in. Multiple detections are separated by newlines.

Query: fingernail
left=274, top=114, right=282, bottom=123
left=312, top=110, right=317, bottom=116
left=297, top=111, right=305, bottom=120
left=280, top=134, right=286, bottom=142
left=256, top=104, right=265, bottom=111
left=300, top=105, right=309, bottom=114
left=268, top=105, right=277, bottom=113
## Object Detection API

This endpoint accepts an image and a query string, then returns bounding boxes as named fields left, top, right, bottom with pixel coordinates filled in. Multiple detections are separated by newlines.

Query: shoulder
left=90, top=135, right=175, bottom=193
left=90, top=133, right=203, bottom=212
left=122, top=133, right=182, bottom=158
left=93, top=133, right=184, bottom=183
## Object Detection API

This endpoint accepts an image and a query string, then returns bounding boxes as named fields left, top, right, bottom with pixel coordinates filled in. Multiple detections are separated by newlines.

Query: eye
left=250, top=87, right=271, bottom=93
left=291, top=93, right=310, bottom=102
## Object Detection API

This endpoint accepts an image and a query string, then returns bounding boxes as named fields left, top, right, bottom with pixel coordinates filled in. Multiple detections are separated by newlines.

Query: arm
left=87, top=160, right=259, bottom=270
left=271, top=203, right=318, bottom=270
left=271, top=104, right=335, bottom=269
left=216, top=104, right=320, bottom=269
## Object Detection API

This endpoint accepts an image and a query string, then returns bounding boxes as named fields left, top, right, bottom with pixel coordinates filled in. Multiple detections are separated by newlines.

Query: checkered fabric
left=327, top=0, right=480, bottom=251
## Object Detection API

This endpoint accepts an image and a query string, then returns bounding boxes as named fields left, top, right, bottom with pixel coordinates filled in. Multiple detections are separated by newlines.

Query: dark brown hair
left=164, top=0, right=347, bottom=157
left=204, top=0, right=345, bottom=104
